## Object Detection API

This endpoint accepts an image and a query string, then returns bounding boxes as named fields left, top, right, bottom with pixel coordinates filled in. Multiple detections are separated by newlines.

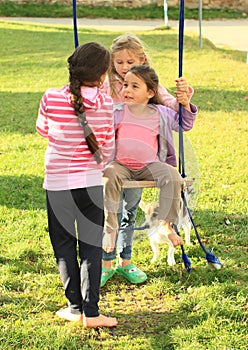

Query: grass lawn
left=0, top=19, right=247, bottom=349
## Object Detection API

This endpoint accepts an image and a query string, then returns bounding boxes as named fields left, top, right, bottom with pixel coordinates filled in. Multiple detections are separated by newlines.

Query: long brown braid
left=68, top=42, right=110, bottom=164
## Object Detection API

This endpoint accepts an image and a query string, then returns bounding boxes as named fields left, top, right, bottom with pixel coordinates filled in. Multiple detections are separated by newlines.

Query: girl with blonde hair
left=101, top=34, right=195, bottom=287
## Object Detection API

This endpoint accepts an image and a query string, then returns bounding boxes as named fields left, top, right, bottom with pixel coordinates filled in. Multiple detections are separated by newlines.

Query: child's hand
left=175, top=77, right=189, bottom=93
left=175, top=77, right=191, bottom=110
left=174, top=90, right=190, bottom=109
left=102, top=231, right=116, bottom=253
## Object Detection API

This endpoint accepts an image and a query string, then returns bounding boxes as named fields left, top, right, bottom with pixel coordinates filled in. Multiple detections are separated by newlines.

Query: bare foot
left=168, top=231, right=183, bottom=247
left=119, top=258, right=131, bottom=268
left=161, top=221, right=183, bottom=247
left=56, top=307, right=82, bottom=322
left=83, top=314, right=118, bottom=328
left=102, top=259, right=113, bottom=269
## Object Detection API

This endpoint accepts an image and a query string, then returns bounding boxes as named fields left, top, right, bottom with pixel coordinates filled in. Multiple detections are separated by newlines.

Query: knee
left=103, top=165, right=116, bottom=179
left=104, top=166, right=119, bottom=187
left=170, top=167, right=184, bottom=184
left=104, top=166, right=123, bottom=194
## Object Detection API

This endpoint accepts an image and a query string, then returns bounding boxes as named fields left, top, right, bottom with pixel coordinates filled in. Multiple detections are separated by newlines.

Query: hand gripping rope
left=178, top=0, right=222, bottom=270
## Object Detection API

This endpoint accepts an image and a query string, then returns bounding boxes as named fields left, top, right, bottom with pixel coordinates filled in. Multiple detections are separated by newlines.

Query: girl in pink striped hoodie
left=36, top=42, right=117, bottom=328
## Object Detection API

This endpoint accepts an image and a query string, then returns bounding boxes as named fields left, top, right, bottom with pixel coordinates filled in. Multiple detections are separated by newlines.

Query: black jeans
left=46, top=186, right=103, bottom=317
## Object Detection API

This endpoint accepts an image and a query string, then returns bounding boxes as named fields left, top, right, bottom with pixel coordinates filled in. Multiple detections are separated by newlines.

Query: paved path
left=1, top=17, right=247, bottom=51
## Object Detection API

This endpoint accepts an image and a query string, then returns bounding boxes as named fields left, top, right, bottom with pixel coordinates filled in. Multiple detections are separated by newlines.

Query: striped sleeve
left=36, top=93, right=49, bottom=138
left=36, top=86, right=116, bottom=190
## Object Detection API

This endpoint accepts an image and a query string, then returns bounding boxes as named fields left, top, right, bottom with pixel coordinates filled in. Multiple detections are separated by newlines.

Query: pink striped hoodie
left=36, top=85, right=115, bottom=191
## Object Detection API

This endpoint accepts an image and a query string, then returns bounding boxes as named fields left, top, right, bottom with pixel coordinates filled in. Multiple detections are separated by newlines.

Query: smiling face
left=113, top=49, right=145, bottom=79
left=123, top=71, right=155, bottom=105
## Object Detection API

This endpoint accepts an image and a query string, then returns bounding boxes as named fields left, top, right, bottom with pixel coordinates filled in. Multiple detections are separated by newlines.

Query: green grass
left=0, top=1, right=247, bottom=20
left=0, top=20, right=248, bottom=349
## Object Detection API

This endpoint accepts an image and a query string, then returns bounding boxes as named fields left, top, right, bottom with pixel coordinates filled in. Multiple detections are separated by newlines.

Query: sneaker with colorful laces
left=115, top=264, right=147, bottom=284
left=100, top=267, right=116, bottom=287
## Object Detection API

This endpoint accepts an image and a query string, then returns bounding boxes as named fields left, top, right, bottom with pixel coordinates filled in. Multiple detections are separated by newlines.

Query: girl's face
left=113, top=49, right=145, bottom=79
left=123, top=72, right=155, bottom=105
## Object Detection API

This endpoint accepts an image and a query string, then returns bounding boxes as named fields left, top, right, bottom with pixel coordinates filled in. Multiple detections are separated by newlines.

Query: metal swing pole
left=198, top=0, right=203, bottom=48
left=164, top=0, right=169, bottom=29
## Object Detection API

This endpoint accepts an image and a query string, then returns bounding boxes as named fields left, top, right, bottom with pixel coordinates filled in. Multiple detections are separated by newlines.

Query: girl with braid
left=36, top=42, right=117, bottom=328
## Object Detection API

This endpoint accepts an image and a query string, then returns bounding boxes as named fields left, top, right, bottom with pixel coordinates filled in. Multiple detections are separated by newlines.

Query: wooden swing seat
left=122, top=179, right=193, bottom=189
left=122, top=180, right=156, bottom=188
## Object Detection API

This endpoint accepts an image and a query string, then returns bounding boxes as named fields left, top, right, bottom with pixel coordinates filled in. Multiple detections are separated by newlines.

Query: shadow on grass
left=0, top=249, right=56, bottom=276
left=92, top=293, right=246, bottom=348
left=1, top=295, right=246, bottom=349
left=0, top=293, right=59, bottom=320
left=0, top=175, right=45, bottom=210
left=133, top=208, right=248, bottom=287
left=188, top=87, right=248, bottom=113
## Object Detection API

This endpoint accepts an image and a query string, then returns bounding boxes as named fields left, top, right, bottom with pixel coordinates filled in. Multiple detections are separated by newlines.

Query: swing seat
left=122, top=179, right=193, bottom=189
left=122, top=180, right=156, bottom=188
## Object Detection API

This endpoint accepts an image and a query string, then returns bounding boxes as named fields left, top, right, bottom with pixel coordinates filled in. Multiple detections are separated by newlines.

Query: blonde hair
left=109, top=33, right=150, bottom=98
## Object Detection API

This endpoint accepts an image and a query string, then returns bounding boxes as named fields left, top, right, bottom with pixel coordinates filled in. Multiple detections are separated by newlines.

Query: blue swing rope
left=178, top=0, right=186, bottom=179
left=178, top=0, right=221, bottom=269
left=177, top=0, right=192, bottom=273
left=72, top=0, right=79, bottom=48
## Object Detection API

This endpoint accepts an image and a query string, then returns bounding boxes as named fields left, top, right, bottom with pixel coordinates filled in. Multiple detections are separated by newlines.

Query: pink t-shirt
left=115, top=104, right=160, bottom=170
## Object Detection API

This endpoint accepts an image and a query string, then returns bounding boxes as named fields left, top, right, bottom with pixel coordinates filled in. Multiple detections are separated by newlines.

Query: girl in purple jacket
left=101, top=34, right=196, bottom=287
left=103, top=65, right=197, bottom=264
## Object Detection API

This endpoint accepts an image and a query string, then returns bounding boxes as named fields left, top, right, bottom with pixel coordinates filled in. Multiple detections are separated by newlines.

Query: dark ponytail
left=78, top=110, right=102, bottom=164
left=68, top=42, right=110, bottom=164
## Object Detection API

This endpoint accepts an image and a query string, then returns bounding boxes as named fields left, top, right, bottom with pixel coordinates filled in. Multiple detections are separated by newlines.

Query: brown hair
left=68, top=42, right=110, bottom=164
left=128, top=65, right=164, bottom=105
left=109, top=34, right=150, bottom=98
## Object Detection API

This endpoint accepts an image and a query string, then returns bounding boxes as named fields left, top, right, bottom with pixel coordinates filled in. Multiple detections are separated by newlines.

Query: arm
left=100, top=100, right=116, bottom=166
left=102, top=76, right=111, bottom=96
left=174, top=77, right=196, bottom=112
left=158, top=77, right=194, bottom=112
left=104, top=105, right=123, bottom=164
left=102, top=75, right=124, bottom=104
left=101, top=123, right=115, bottom=165
left=157, top=104, right=198, bottom=132
left=179, top=105, right=198, bottom=131
left=36, top=92, right=49, bottom=138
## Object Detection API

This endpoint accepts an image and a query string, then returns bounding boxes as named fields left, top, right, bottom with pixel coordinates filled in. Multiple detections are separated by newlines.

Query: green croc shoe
left=100, top=267, right=115, bottom=287
left=115, top=264, right=147, bottom=284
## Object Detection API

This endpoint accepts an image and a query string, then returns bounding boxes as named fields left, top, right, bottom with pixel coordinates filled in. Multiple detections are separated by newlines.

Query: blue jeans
left=102, top=188, right=142, bottom=261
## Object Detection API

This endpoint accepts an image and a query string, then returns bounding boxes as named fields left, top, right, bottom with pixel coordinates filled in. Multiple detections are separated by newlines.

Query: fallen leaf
left=193, top=304, right=201, bottom=312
